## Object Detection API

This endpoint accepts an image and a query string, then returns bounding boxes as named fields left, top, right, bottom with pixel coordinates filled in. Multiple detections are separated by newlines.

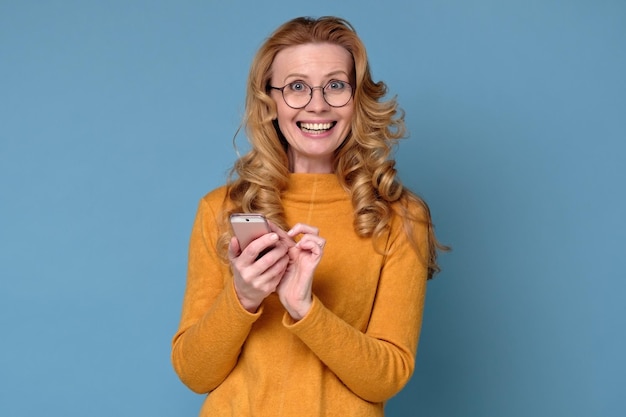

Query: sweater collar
left=284, top=173, right=349, bottom=203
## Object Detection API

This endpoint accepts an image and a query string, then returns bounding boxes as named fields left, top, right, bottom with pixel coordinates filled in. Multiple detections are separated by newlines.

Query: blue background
left=1, top=1, right=624, bottom=416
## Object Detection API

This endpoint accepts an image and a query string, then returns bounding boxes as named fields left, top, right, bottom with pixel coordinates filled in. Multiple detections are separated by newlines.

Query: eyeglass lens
left=281, top=81, right=352, bottom=108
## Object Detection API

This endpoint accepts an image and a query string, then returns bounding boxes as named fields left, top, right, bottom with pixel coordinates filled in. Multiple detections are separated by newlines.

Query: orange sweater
left=172, top=174, right=428, bottom=416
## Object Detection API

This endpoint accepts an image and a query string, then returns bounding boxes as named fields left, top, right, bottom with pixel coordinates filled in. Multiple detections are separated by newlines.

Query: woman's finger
left=295, top=235, right=326, bottom=255
left=287, top=223, right=319, bottom=237
left=239, top=232, right=280, bottom=262
left=268, top=221, right=296, bottom=248
left=228, top=236, right=242, bottom=260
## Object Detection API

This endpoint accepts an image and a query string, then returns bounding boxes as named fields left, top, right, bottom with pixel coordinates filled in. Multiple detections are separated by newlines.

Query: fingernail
left=270, top=233, right=279, bottom=241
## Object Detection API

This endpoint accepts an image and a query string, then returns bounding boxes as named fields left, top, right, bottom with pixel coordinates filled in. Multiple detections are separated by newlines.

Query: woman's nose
left=305, top=87, right=330, bottom=111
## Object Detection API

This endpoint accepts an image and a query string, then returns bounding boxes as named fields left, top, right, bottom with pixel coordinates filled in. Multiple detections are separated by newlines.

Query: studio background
left=1, top=1, right=624, bottom=416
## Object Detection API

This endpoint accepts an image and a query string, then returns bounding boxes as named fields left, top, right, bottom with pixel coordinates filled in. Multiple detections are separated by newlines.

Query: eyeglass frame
left=268, top=80, right=354, bottom=109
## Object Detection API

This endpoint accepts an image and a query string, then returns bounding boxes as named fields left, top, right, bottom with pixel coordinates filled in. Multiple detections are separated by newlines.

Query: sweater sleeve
left=171, top=197, right=262, bottom=394
left=283, top=209, right=429, bottom=403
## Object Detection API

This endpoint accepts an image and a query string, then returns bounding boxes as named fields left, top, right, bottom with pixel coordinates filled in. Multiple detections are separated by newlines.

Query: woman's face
left=269, top=43, right=354, bottom=173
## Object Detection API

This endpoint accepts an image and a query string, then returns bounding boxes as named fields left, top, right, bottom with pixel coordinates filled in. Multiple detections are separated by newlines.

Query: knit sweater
left=172, top=174, right=429, bottom=416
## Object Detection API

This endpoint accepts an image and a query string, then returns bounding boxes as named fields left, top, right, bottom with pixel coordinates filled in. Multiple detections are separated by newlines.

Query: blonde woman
left=172, top=16, right=445, bottom=416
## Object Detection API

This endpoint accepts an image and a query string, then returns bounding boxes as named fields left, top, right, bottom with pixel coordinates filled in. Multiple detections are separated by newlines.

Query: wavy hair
left=219, top=16, right=446, bottom=278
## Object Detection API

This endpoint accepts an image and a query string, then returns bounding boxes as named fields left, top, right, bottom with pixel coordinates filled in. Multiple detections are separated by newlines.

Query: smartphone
left=229, top=213, right=272, bottom=250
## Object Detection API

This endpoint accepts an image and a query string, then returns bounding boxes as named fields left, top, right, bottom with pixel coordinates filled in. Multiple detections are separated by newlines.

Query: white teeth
left=300, top=122, right=333, bottom=131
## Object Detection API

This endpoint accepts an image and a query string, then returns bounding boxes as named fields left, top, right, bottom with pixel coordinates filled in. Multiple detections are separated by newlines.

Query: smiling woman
left=171, top=15, right=447, bottom=417
left=269, top=43, right=355, bottom=173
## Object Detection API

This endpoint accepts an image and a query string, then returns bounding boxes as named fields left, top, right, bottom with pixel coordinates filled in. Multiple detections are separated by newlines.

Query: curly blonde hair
left=219, top=16, right=446, bottom=278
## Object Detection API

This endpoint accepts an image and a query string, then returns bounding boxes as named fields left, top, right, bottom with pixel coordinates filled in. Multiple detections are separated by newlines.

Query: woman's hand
left=228, top=222, right=294, bottom=313
left=277, top=223, right=326, bottom=321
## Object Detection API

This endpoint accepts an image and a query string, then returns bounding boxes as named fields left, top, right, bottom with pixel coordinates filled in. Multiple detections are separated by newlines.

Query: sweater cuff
left=282, top=295, right=322, bottom=331
left=226, top=277, right=264, bottom=321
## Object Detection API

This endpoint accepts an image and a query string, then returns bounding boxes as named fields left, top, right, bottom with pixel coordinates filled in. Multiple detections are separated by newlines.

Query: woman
left=172, top=16, right=445, bottom=416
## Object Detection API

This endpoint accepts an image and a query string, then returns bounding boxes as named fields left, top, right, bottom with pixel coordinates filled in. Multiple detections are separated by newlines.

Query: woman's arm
left=171, top=197, right=262, bottom=393
left=284, top=212, right=429, bottom=402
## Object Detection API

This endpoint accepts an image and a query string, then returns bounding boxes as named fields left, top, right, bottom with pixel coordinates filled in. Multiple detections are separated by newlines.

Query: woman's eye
left=328, top=81, right=346, bottom=90
left=289, top=82, right=307, bottom=92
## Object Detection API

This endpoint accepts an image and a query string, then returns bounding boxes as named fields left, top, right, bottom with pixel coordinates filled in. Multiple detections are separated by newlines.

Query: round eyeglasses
left=269, top=80, right=353, bottom=109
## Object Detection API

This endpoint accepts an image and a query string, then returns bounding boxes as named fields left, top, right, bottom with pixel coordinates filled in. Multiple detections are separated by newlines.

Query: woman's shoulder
left=198, top=184, right=231, bottom=212
left=391, top=191, right=431, bottom=224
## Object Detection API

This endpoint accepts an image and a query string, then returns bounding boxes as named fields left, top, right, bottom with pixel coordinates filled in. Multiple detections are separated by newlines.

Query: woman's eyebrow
left=283, top=70, right=350, bottom=83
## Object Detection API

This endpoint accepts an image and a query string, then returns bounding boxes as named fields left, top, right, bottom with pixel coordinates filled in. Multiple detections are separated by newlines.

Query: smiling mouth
left=298, top=122, right=336, bottom=134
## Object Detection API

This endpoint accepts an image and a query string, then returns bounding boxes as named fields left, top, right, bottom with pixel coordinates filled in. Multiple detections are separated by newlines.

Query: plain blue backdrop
left=1, top=1, right=624, bottom=416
